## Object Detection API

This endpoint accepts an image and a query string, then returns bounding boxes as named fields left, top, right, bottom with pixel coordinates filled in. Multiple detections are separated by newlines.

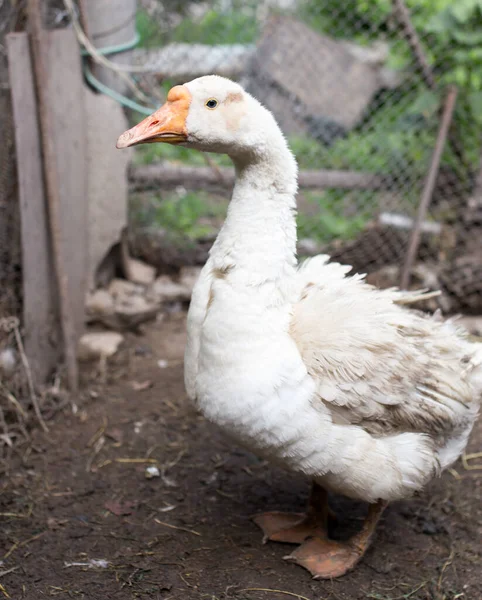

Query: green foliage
left=289, top=92, right=439, bottom=181
left=136, top=9, right=163, bottom=48
left=132, top=191, right=227, bottom=241
left=170, top=6, right=258, bottom=45
left=301, top=0, right=482, bottom=165
left=133, top=1, right=482, bottom=244
left=136, top=1, right=258, bottom=47
left=297, top=191, right=371, bottom=243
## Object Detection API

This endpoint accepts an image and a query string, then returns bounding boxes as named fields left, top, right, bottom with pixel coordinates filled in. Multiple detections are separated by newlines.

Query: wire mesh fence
left=0, top=0, right=69, bottom=453
left=0, top=1, right=24, bottom=378
left=1, top=0, right=482, bottom=448
left=129, top=0, right=482, bottom=315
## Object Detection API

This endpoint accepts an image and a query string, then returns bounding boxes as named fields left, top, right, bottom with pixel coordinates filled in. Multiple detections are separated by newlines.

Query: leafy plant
left=297, top=191, right=372, bottom=244
left=301, top=0, right=482, bottom=170
left=136, top=1, right=258, bottom=47
left=132, top=191, right=228, bottom=241
left=170, top=5, right=258, bottom=45
left=132, top=0, right=482, bottom=244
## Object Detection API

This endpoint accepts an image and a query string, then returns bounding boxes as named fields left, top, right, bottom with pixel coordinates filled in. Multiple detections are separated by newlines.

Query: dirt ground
left=0, top=313, right=481, bottom=600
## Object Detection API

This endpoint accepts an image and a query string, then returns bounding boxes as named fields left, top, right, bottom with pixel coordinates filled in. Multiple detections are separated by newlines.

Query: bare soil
left=0, top=313, right=481, bottom=600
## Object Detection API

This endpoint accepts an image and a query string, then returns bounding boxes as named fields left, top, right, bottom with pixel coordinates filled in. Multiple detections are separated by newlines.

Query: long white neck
left=210, top=132, right=298, bottom=289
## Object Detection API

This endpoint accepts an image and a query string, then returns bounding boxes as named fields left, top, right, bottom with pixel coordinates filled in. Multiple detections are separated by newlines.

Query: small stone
left=78, top=332, right=124, bottom=362
left=134, top=345, right=152, bottom=356
left=125, top=257, right=156, bottom=285
left=148, top=275, right=190, bottom=303
left=116, top=294, right=155, bottom=314
left=0, top=347, right=17, bottom=378
left=108, top=278, right=144, bottom=299
left=131, top=380, right=152, bottom=391
left=145, top=466, right=160, bottom=479
left=421, top=519, right=438, bottom=535
left=86, top=289, right=115, bottom=317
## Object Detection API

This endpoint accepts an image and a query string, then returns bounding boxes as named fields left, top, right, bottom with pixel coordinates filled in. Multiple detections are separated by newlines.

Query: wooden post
left=7, top=33, right=60, bottom=385
left=128, top=164, right=389, bottom=192
left=400, top=86, right=458, bottom=290
left=392, top=0, right=467, bottom=173
left=392, top=0, right=435, bottom=89
left=26, top=0, right=81, bottom=392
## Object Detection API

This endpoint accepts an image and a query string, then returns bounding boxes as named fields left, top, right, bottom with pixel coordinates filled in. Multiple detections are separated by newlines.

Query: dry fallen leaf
left=104, top=499, right=136, bottom=516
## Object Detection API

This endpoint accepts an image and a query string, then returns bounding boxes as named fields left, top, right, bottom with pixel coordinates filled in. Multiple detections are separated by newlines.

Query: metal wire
left=132, top=0, right=482, bottom=315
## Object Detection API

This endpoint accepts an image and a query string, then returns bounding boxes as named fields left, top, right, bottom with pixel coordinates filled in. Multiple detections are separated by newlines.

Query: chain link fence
left=1, top=0, right=481, bottom=448
left=128, top=0, right=482, bottom=316
left=0, top=1, right=67, bottom=454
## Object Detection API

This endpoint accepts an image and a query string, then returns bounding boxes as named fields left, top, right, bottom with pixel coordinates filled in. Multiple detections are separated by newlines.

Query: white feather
left=182, top=76, right=481, bottom=504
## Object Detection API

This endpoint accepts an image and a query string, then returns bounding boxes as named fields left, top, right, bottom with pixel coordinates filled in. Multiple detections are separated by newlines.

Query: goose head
left=116, top=75, right=284, bottom=159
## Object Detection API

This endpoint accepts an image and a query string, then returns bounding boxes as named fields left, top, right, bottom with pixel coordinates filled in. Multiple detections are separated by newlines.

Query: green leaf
left=452, top=28, right=482, bottom=45
left=468, top=91, right=482, bottom=124
left=452, top=0, right=480, bottom=23
left=407, top=91, right=441, bottom=119
left=426, top=9, right=457, bottom=34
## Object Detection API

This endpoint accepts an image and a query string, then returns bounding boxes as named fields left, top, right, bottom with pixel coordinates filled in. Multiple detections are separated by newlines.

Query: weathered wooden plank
left=8, top=29, right=87, bottom=385
left=7, top=32, right=60, bottom=383
left=45, top=29, right=88, bottom=346
left=129, top=164, right=388, bottom=192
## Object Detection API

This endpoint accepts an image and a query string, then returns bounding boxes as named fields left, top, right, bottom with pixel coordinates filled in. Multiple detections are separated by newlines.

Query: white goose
left=117, top=76, right=482, bottom=579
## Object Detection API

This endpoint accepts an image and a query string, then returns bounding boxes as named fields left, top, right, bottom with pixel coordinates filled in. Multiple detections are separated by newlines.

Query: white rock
left=0, top=347, right=17, bottom=378
left=78, top=332, right=124, bottom=362
left=108, top=278, right=144, bottom=299
left=116, top=294, right=155, bottom=313
left=86, top=289, right=115, bottom=317
left=148, top=275, right=190, bottom=303
left=145, top=466, right=160, bottom=479
left=125, top=257, right=156, bottom=286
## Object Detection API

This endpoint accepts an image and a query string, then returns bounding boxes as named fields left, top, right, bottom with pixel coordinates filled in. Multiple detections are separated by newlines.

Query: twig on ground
left=366, top=580, right=428, bottom=600
left=0, top=504, right=33, bottom=519
left=0, top=567, right=19, bottom=579
left=115, top=457, right=158, bottom=464
left=462, top=451, right=482, bottom=471
left=154, top=518, right=201, bottom=537
left=3, top=530, right=47, bottom=559
left=437, top=549, right=455, bottom=595
left=238, top=589, right=312, bottom=600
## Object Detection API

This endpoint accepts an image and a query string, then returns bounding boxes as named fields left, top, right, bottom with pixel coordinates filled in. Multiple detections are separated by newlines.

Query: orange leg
left=252, top=482, right=334, bottom=545
left=284, top=500, right=387, bottom=579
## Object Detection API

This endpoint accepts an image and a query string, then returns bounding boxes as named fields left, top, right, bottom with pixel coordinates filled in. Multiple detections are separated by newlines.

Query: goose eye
left=205, top=98, right=218, bottom=109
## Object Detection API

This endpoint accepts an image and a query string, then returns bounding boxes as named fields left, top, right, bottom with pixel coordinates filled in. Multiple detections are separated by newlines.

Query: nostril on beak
left=150, top=120, right=160, bottom=127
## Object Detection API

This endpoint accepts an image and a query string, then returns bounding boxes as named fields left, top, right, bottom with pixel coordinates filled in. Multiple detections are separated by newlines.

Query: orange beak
left=116, top=85, right=191, bottom=149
